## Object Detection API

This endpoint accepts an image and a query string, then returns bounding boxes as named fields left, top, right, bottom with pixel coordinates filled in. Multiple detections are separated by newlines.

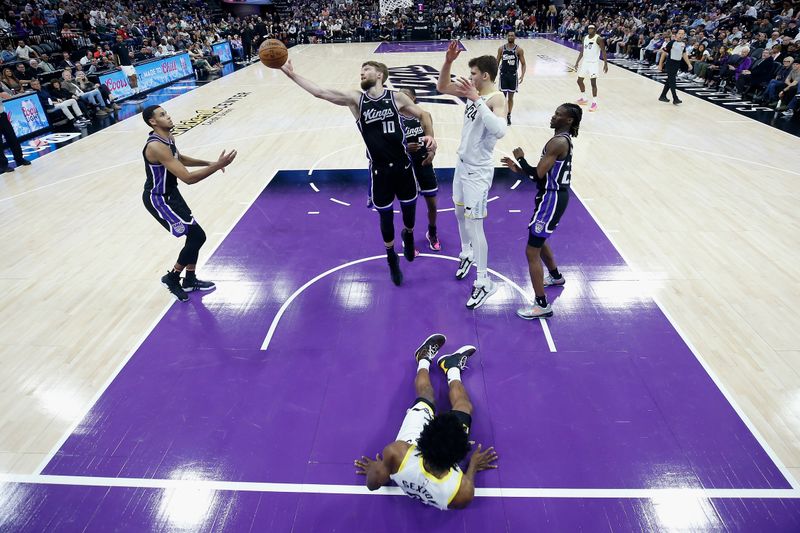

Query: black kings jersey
left=143, top=132, right=179, bottom=195
left=539, top=132, right=573, bottom=191
left=400, top=114, right=428, bottom=164
left=357, top=89, right=409, bottom=166
left=500, top=44, right=519, bottom=75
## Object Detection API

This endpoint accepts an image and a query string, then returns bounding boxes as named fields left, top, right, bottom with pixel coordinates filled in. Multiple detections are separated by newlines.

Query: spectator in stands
left=31, top=78, right=89, bottom=126
left=776, top=61, right=800, bottom=110
left=735, top=49, right=776, bottom=97
left=61, top=70, right=110, bottom=116
left=760, top=56, right=795, bottom=105
left=14, top=62, right=34, bottom=87
left=0, top=45, right=15, bottom=63
left=75, top=70, right=120, bottom=110
left=15, top=40, right=38, bottom=61
left=1, top=68, right=21, bottom=94
left=0, top=92, right=31, bottom=172
left=111, top=34, right=139, bottom=94
left=57, top=52, right=76, bottom=70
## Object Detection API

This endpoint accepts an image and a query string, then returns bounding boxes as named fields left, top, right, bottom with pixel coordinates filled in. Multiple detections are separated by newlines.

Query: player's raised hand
left=445, top=40, right=461, bottom=63
left=215, top=149, right=238, bottom=172
left=512, top=147, right=525, bottom=159
left=453, top=77, right=479, bottom=101
left=501, top=156, right=522, bottom=174
left=280, top=59, right=294, bottom=76
left=354, top=454, right=381, bottom=475
left=469, top=444, right=499, bottom=472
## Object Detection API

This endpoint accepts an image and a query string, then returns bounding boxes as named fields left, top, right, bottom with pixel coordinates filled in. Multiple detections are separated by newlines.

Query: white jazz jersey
left=390, top=445, right=463, bottom=511
left=456, top=91, right=504, bottom=167
left=582, top=34, right=601, bottom=63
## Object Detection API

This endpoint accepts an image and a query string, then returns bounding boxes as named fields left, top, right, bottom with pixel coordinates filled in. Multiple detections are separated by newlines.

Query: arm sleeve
left=473, top=98, right=507, bottom=139
left=517, top=157, right=541, bottom=181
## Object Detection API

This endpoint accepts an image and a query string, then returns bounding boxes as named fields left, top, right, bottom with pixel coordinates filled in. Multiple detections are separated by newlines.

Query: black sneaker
left=658, top=96, right=670, bottom=102
left=161, top=271, right=189, bottom=302
left=437, top=345, right=477, bottom=374
left=401, top=228, right=416, bottom=262
left=387, top=252, right=403, bottom=285
left=673, top=99, right=683, bottom=105
left=507, top=113, right=512, bottom=125
left=182, top=277, right=216, bottom=292
left=415, top=333, right=447, bottom=363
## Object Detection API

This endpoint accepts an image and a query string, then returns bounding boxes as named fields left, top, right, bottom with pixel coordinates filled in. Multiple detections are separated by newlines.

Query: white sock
left=466, top=217, right=488, bottom=278
left=580, top=90, right=587, bottom=99
left=446, top=367, right=461, bottom=383
left=591, top=95, right=597, bottom=104
left=417, top=359, right=430, bottom=372
left=454, top=204, right=471, bottom=257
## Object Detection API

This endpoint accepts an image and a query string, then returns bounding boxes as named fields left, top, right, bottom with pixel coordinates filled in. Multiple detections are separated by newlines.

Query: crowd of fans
left=0, top=0, right=798, bottom=131
left=557, top=0, right=800, bottom=118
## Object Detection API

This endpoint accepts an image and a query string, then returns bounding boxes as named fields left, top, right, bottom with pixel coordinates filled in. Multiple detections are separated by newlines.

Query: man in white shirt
left=15, top=40, right=38, bottom=61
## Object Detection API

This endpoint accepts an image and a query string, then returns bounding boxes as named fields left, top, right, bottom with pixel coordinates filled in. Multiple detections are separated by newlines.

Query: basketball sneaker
left=401, top=228, right=417, bottom=262
left=415, top=333, right=447, bottom=363
left=438, top=345, right=477, bottom=374
left=182, top=277, right=216, bottom=292
left=589, top=102, right=598, bottom=112
left=387, top=252, right=403, bottom=286
left=426, top=231, right=441, bottom=251
left=455, top=254, right=474, bottom=280
left=161, top=271, right=189, bottom=302
left=516, top=302, right=554, bottom=319
left=577, top=97, right=588, bottom=105
left=544, top=274, right=566, bottom=287
left=466, top=279, right=497, bottom=309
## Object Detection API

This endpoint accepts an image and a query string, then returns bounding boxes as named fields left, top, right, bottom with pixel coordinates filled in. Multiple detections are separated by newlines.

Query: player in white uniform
left=437, top=41, right=508, bottom=309
left=574, top=24, right=608, bottom=112
left=354, top=334, right=498, bottom=511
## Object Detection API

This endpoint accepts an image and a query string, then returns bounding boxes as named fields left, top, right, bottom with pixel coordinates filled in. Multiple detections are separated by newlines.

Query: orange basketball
left=259, top=39, right=288, bottom=69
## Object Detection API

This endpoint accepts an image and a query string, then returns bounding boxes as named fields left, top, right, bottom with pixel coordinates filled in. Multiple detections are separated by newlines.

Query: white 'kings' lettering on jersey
left=362, top=107, right=395, bottom=124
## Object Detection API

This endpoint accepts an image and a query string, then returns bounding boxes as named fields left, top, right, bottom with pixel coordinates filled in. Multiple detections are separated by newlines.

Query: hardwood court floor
left=0, top=38, right=798, bottom=489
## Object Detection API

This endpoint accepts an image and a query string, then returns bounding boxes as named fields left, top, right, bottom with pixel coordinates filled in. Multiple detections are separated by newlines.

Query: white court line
left=574, top=188, right=800, bottom=491
left=330, top=198, right=350, bottom=206
left=260, top=254, right=554, bottom=352
left=34, top=171, right=282, bottom=475
left=508, top=209, right=522, bottom=213
left=1, top=474, right=798, bottom=499
left=308, top=144, right=363, bottom=175
left=307, top=211, right=319, bottom=215
left=511, top=179, right=522, bottom=190
left=309, top=182, right=319, bottom=192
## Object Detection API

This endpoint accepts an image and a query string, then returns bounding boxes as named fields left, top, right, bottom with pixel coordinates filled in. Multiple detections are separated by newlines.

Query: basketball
left=259, top=39, right=288, bottom=69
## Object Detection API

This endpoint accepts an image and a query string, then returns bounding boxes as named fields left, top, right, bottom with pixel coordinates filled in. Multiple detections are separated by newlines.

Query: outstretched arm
left=452, top=78, right=507, bottom=138
left=437, top=40, right=462, bottom=97
left=281, top=59, right=360, bottom=112
left=148, top=142, right=237, bottom=185
left=448, top=444, right=498, bottom=510
left=354, top=442, right=406, bottom=491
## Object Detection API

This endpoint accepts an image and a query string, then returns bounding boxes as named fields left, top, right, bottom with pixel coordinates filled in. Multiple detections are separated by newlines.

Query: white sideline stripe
left=574, top=188, right=800, bottom=491
left=540, top=320, right=556, bottom=352
left=260, top=254, right=554, bottom=352
left=34, top=171, right=282, bottom=475
left=309, top=182, right=319, bottom=192
left=307, top=211, right=320, bottom=215
left=330, top=197, right=350, bottom=206
left=508, top=209, right=522, bottom=213
left=1, top=474, right=798, bottom=499
left=511, top=179, right=522, bottom=190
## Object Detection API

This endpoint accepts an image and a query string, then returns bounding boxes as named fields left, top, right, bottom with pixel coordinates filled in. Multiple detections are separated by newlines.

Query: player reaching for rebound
left=354, top=333, right=498, bottom=510
left=281, top=60, right=437, bottom=285
left=574, top=24, right=608, bottom=112
left=502, top=103, right=582, bottom=318
left=141, top=105, right=237, bottom=302
left=496, top=31, right=527, bottom=125
left=399, top=88, right=440, bottom=251
left=437, top=41, right=508, bottom=309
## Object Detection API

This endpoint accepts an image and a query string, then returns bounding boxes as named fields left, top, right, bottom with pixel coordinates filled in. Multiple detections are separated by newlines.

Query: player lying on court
left=354, top=334, right=498, bottom=510
left=280, top=59, right=437, bottom=286
left=501, top=103, right=582, bottom=319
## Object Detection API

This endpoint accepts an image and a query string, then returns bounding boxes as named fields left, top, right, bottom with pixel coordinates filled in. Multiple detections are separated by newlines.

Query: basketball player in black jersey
left=141, top=105, right=237, bottom=302
left=399, top=88, right=440, bottom=251
left=280, top=59, right=437, bottom=285
left=496, top=31, right=526, bottom=125
left=501, top=103, right=582, bottom=318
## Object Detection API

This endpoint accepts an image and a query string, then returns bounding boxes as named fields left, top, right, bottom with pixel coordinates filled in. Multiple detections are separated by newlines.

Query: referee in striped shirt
left=658, top=29, right=693, bottom=105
